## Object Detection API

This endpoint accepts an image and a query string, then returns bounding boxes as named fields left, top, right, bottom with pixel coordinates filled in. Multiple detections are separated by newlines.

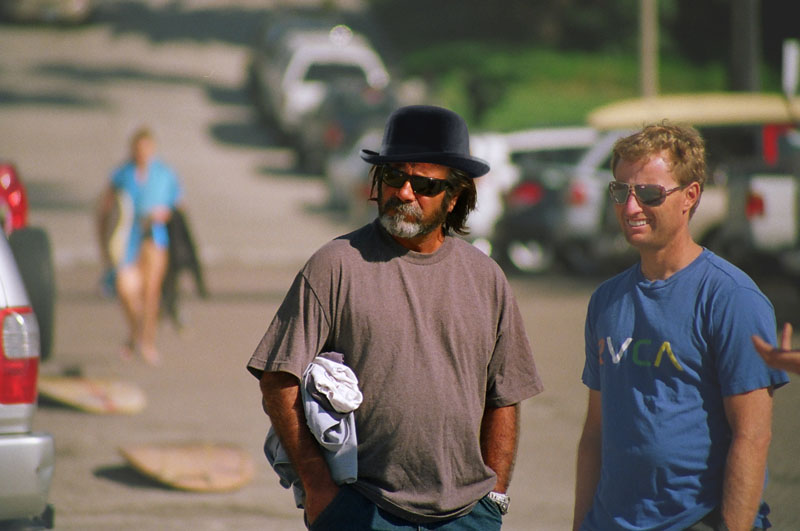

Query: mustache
left=382, top=196, right=422, bottom=216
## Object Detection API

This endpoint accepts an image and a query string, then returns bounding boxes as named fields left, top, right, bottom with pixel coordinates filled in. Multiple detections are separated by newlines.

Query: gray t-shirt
left=248, top=220, right=543, bottom=522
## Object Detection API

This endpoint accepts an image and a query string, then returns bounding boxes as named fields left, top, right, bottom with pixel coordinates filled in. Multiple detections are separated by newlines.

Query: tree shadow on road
left=2, top=1, right=315, bottom=168
left=92, top=1, right=265, bottom=48
left=0, top=88, right=100, bottom=107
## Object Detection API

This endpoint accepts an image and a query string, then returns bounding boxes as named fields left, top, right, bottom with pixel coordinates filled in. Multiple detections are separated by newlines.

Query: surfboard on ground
left=38, top=374, right=146, bottom=415
left=119, top=442, right=255, bottom=493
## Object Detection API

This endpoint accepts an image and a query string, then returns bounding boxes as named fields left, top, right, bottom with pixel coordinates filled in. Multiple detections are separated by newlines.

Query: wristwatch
left=487, top=491, right=510, bottom=515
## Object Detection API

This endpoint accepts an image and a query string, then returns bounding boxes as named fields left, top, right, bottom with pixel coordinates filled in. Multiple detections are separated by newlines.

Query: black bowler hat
left=360, top=105, right=490, bottom=178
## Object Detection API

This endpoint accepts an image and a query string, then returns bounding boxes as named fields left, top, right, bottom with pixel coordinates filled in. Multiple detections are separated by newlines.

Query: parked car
left=295, top=79, right=398, bottom=174
left=324, top=127, right=383, bottom=226
left=0, top=162, right=55, bottom=361
left=556, top=92, right=800, bottom=275
left=0, top=229, right=55, bottom=528
left=503, top=93, right=798, bottom=276
left=699, top=127, right=800, bottom=276
left=483, top=126, right=599, bottom=273
left=247, top=13, right=390, bottom=145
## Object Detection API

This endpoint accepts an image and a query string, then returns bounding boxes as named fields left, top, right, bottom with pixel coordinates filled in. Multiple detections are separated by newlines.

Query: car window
left=304, top=63, right=368, bottom=84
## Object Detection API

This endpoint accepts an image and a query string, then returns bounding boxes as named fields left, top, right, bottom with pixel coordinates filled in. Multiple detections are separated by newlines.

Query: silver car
left=0, top=232, right=54, bottom=528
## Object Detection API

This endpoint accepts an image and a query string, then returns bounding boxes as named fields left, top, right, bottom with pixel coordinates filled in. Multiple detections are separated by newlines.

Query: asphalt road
left=1, top=2, right=798, bottom=530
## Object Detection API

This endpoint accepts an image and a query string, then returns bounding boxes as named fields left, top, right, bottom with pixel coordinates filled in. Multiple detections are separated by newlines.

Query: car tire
left=9, top=227, right=56, bottom=361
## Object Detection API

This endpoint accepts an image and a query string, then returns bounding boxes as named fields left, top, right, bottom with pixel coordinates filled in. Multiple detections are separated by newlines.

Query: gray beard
left=378, top=197, right=447, bottom=239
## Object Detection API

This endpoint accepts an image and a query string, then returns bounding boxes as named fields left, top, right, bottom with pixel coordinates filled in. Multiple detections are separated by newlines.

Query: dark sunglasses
left=379, top=165, right=451, bottom=197
left=608, top=181, right=686, bottom=207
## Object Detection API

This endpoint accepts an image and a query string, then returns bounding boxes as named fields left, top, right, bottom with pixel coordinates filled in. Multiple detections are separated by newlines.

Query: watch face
left=489, top=492, right=510, bottom=514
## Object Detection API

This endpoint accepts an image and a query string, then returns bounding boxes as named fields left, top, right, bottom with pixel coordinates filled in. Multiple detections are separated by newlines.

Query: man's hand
left=752, top=323, right=800, bottom=374
left=259, top=371, right=339, bottom=525
left=304, top=483, right=340, bottom=525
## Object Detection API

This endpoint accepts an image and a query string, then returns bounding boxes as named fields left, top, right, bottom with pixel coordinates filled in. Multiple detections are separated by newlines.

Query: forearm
left=259, top=371, right=337, bottom=493
left=721, top=433, right=771, bottom=530
left=572, top=433, right=601, bottom=531
left=480, top=404, right=519, bottom=493
left=720, top=388, right=774, bottom=531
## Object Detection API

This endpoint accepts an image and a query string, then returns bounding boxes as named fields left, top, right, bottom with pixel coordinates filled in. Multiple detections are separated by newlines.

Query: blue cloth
left=264, top=354, right=360, bottom=508
left=581, top=249, right=789, bottom=531
left=110, top=158, right=183, bottom=266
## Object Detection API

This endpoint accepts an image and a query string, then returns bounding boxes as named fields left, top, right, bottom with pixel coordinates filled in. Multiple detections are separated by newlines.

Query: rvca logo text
left=598, top=337, right=684, bottom=371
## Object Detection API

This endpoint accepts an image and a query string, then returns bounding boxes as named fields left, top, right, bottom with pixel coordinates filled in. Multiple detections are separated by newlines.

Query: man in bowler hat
left=247, top=105, right=543, bottom=529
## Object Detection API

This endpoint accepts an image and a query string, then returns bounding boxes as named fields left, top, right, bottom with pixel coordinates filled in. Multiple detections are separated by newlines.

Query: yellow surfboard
left=103, top=191, right=134, bottom=268
left=38, top=375, right=146, bottom=415
left=119, top=442, right=255, bottom=492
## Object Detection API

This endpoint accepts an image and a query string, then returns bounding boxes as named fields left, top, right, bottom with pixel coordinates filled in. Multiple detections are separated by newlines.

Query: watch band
left=487, top=491, right=510, bottom=515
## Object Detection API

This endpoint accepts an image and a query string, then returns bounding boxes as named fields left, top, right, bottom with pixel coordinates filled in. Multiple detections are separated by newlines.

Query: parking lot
left=1, top=2, right=799, bottom=529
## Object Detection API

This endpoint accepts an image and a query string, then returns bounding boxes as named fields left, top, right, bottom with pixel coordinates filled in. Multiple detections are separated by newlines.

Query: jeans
left=308, top=485, right=503, bottom=531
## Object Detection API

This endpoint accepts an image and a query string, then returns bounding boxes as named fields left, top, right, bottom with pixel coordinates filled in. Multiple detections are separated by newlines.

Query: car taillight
left=568, top=182, right=588, bottom=206
left=0, top=307, right=40, bottom=404
left=323, top=123, right=346, bottom=151
left=745, top=191, right=765, bottom=219
left=506, top=181, right=544, bottom=208
left=0, top=164, right=29, bottom=234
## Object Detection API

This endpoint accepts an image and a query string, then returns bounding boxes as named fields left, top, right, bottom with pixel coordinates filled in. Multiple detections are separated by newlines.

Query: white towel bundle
left=306, top=356, right=363, bottom=413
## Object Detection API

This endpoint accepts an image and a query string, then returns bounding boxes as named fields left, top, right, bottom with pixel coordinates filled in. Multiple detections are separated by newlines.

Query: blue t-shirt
left=111, top=158, right=183, bottom=265
left=581, top=249, right=789, bottom=531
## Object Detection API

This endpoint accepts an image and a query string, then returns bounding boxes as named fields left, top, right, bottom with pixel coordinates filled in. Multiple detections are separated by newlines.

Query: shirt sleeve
left=710, top=286, right=790, bottom=396
left=485, top=281, right=543, bottom=407
left=247, top=270, right=331, bottom=381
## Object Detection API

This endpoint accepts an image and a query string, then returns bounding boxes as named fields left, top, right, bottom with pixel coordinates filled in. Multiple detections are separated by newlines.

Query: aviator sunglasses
left=379, top=165, right=452, bottom=197
left=608, top=181, right=687, bottom=207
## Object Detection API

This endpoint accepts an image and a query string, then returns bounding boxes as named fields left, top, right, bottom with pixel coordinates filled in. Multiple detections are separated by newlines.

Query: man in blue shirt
left=573, top=123, right=789, bottom=531
left=97, top=126, right=183, bottom=365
